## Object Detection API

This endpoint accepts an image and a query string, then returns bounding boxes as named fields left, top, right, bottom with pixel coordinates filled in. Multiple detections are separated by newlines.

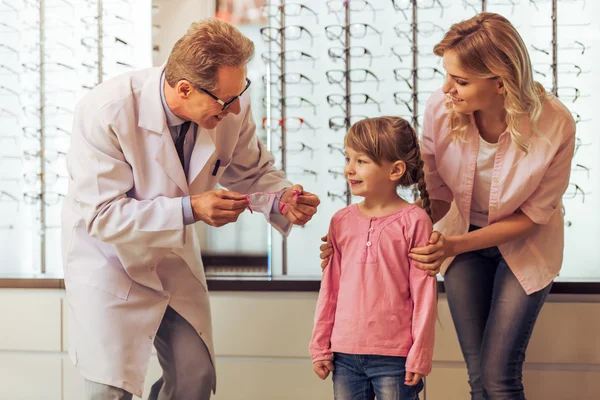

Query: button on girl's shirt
left=357, top=211, right=379, bottom=263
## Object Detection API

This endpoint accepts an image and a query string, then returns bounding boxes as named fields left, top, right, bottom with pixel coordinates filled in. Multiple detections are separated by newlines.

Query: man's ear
left=390, top=160, right=406, bottom=182
left=176, top=80, right=193, bottom=98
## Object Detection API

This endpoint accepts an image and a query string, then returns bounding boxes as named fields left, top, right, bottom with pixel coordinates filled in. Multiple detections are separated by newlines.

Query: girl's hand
left=313, top=360, right=335, bottom=380
left=319, top=235, right=333, bottom=270
left=409, top=231, right=456, bottom=276
left=405, top=371, right=423, bottom=386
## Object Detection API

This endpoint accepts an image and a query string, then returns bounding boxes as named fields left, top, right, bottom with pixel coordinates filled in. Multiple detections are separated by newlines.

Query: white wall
left=1, top=289, right=599, bottom=400
left=152, top=0, right=215, bottom=66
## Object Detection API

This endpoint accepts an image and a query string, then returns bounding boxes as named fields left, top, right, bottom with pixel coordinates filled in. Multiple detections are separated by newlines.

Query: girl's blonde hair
left=433, top=12, right=548, bottom=154
left=345, top=117, right=432, bottom=221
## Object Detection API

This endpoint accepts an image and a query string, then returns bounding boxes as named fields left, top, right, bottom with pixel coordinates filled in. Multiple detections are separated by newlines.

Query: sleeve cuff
left=182, top=196, right=196, bottom=225
left=405, top=365, right=430, bottom=376
left=271, top=188, right=288, bottom=214
left=311, top=353, right=334, bottom=363
left=268, top=212, right=293, bottom=237
left=519, top=201, right=557, bottom=225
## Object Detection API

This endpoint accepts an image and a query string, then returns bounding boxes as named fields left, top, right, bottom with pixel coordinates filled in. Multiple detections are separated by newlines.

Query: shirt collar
left=160, top=71, right=186, bottom=127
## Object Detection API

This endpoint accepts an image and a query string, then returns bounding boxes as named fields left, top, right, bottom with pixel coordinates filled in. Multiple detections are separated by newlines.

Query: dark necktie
left=175, top=121, right=191, bottom=168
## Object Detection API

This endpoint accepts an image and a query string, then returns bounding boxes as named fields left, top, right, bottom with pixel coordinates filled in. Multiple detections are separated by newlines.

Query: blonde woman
left=320, top=12, right=575, bottom=399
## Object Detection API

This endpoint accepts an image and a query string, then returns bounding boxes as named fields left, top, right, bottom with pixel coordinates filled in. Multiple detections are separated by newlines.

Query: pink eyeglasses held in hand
left=246, top=190, right=300, bottom=215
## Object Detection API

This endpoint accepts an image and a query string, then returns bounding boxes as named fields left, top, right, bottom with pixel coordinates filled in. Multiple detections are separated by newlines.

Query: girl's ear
left=390, top=160, right=406, bottom=182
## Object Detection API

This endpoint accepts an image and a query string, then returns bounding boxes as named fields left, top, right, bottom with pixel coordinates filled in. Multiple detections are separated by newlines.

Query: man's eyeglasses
left=198, top=78, right=251, bottom=112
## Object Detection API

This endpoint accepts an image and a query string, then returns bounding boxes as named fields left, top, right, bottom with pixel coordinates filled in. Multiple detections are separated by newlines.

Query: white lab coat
left=61, top=66, right=292, bottom=397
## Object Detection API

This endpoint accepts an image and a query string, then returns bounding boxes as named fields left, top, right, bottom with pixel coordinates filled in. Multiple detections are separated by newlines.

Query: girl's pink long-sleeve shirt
left=309, top=204, right=437, bottom=376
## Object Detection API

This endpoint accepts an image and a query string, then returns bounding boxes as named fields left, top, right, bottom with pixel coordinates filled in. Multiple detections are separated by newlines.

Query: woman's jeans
left=444, top=226, right=552, bottom=400
left=332, top=353, right=423, bottom=400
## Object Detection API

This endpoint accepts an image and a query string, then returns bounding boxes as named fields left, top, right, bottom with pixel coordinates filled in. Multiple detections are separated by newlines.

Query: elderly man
left=62, top=18, right=320, bottom=400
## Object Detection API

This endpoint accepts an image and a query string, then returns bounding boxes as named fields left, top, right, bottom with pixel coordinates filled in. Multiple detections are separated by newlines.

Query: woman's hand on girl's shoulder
left=319, top=235, right=333, bottom=270
left=409, top=231, right=457, bottom=275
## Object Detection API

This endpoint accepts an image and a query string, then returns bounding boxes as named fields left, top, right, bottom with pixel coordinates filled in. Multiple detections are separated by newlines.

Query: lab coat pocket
left=64, top=223, right=133, bottom=300
left=208, top=157, right=232, bottom=189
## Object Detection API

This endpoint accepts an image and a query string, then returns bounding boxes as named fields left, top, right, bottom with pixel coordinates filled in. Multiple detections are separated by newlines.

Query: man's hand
left=280, top=184, right=320, bottom=226
left=313, top=360, right=335, bottom=380
left=190, top=190, right=249, bottom=227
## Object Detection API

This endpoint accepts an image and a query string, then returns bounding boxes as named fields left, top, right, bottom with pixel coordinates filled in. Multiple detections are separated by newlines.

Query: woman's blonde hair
left=165, top=18, right=254, bottom=92
left=433, top=12, right=547, bottom=153
left=345, top=117, right=432, bottom=220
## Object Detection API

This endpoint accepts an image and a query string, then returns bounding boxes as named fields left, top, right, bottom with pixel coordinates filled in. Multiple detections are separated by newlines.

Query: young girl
left=309, top=117, right=437, bottom=400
